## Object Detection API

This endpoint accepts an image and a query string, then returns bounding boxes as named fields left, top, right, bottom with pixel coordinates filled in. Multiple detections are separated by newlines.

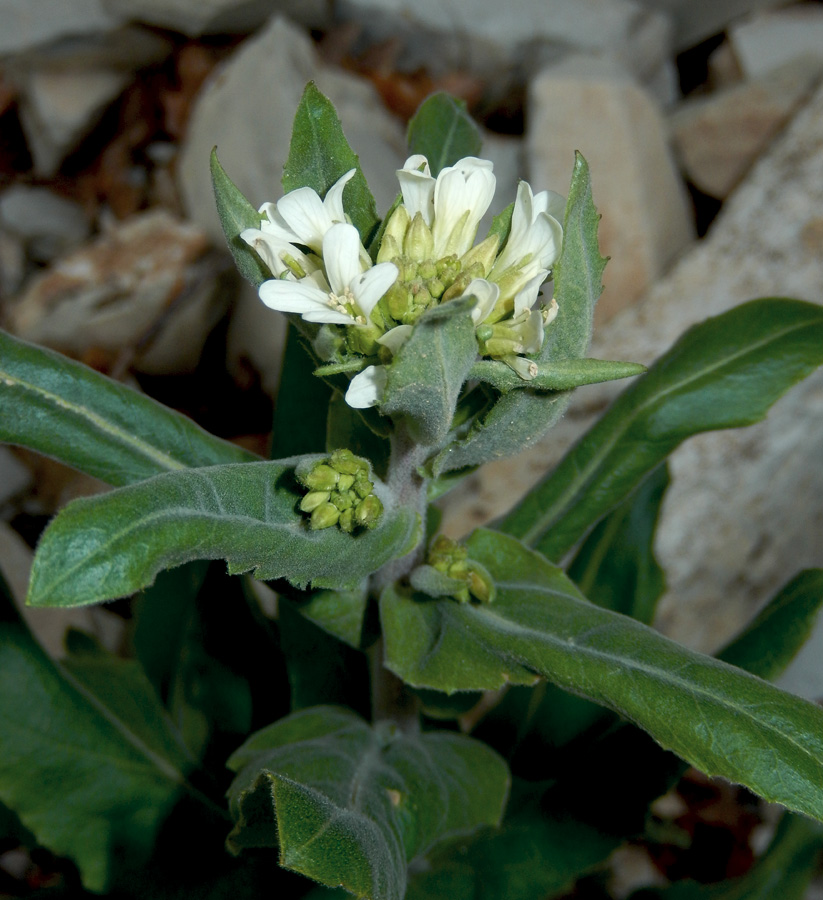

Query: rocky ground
left=1, top=0, right=823, bottom=895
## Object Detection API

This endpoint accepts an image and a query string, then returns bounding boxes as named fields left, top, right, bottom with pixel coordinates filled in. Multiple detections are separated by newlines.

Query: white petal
left=521, top=309, right=545, bottom=355
left=258, top=279, right=353, bottom=324
left=240, top=228, right=290, bottom=276
left=323, top=168, right=356, bottom=222
left=346, top=365, right=388, bottom=408
left=323, top=223, right=364, bottom=296
left=432, top=157, right=496, bottom=256
left=258, top=201, right=300, bottom=242
left=377, top=324, right=413, bottom=354
left=504, top=355, right=539, bottom=380
left=462, top=278, right=499, bottom=323
left=350, top=261, right=398, bottom=320
left=275, top=187, right=334, bottom=253
left=535, top=189, right=566, bottom=223
left=397, top=156, right=435, bottom=225
left=513, top=271, right=548, bottom=316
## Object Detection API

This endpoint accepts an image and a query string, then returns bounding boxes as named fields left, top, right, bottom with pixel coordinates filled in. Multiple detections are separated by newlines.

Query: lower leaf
left=381, top=529, right=823, bottom=823
left=226, top=706, right=509, bottom=900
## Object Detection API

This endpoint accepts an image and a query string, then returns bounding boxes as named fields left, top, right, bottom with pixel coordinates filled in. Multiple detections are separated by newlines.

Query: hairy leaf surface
left=28, top=461, right=420, bottom=607
left=406, top=93, right=482, bottom=175
left=381, top=529, right=823, bottom=822
left=499, top=297, right=823, bottom=559
left=0, top=330, right=256, bottom=486
left=226, top=706, right=508, bottom=900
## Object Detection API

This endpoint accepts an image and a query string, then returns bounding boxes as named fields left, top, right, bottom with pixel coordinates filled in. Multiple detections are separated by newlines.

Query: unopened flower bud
left=382, top=205, right=411, bottom=250
left=355, top=494, right=383, bottom=529
left=418, top=259, right=437, bottom=280
left=354, top=477, right=374, bottom=500
left=339, top=508, right=355, bottom=533
left=467, top=563, right=496, bottom=604
left=376, top=233, right=402, bottom=264
left=299, top=490, right=331, bottom=513
left=302, top=464, right=339, bottom=491
left=460, top=234, right=499, bottom=277
left=330, top=449, right=362, bottom=475
left=311, top=502, right=341, bottom=530
left=385, top=282, right=412, bottom=321
left=425, top=276, right=446, bottom=299
left=337, top=473, right=355, bottom=492
left=332, top=491, right=355, bottom=511
left=405, top=212, right=434, bottom=260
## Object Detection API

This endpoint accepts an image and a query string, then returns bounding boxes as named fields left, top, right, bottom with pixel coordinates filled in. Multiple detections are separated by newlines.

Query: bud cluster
left=297, top=450, right=383, bottom=532
left=427, top=535, right=495, bottom=605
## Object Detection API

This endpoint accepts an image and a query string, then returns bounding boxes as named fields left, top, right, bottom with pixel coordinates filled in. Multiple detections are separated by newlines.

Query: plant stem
left=369, top=422, right=429, bottom=730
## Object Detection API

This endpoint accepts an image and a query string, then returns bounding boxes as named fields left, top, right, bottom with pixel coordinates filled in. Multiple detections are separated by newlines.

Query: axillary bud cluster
left=296, top=449, right=383, bottom=532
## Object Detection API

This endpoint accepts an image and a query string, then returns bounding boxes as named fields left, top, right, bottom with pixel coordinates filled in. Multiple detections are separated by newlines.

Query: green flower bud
left=310, top=502, right=340, bottom=530
left=354, top=478, right=374, bottom=500
left=330, top=449, right=362, bottom=475
left=302, top=464, right=339, bottom=491
left=332, top=491, right=355, bottom=511
left=354, top=494, right=383, bottom=529
left=381, top=205, right=410, bottom=253
left=425, top=276, right=446, bottom=299
left=346, top=323, right=382, bottom=356
left=467, top=563, right=496, bottom=604
left=337, top=472, right=355, bottom=491
left=299, top=490, right=331, bottom=513
left=440, top=272, right=473, bottom=304
left=385, top=282, right=412, bottom=321
left=405, top=212, right=434, bottom=260
left=436, top=255, right=461, bottom=282
left=339, top=508, right=355, bottom=533
left=418, top=259, right=437, bottom=280
left=460, top=234, right=499, bottom=277
left=376, top=233, right=401, bottom=264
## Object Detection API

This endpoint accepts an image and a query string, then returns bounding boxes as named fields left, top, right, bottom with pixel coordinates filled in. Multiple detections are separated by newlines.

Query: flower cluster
left=241, top=156, right=564, bottom=409
left=296, top=449, right=383, bottom=532
left=426, top=535, right=495, bottom=605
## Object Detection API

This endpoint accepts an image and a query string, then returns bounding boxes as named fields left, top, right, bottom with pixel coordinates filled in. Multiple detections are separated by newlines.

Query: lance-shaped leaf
left=469, top=357, right=645, bottom=393
left=210, top=148, right=270, bottom=288
left=406, top=92, right=482, bottom=176
left=639, top=813, right=823, bottom=900
left=27, top=460, right=420, bottom=608
left=381, top=528, right=823, bottom=823
left=381, top=296, right=479, bottom=447
left=499, top=297, right=823, bottom=560
left=0, top=578, right=195, bottom=892
left=283, top=82, right=379, bottom=246
left=431, top=152, right=604, bottom=475
left=226, top=706, right=509, bottom=900
left=0, top=329, right=257, bottom=486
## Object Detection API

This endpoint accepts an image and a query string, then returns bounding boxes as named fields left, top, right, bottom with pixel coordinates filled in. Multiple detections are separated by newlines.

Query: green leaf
left=381, top=528, right=823, bottom=823
left=568, top=461, right=669, bottom=624
left=0, top=580, right=194, bottom=892
left=210, top=147, right=270, bottom=288
left=278, top=600, right=369, bottom=711
left=469, top=357, right=646, bottom=393
left=486, top=201, right=513, bottom=247
left=283, top=82, right=379, bottom=246
left=285, top=583, right=371, bottom=649
left=27, top=460, right=421, bottom=608
left=326, top=391, right=391, bottom=479
left=0, top=329, right=258, bottom=486
left=226, top=706, right=509, bottom=900
left=406, top=93, right=482, bottom=176
left=382, top=296, right=479, bottom=446
left=718, top=569, right=823, bottom=681
left=636, top=813, right=823, bottom=900
left=499, top=297, right=823, bottom=560
left=272, top=325, right=333, bottom=458
left=431, top=152, right=603, bottom=475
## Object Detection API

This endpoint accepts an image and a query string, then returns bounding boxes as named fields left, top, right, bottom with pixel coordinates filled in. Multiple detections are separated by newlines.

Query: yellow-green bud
left=436, top=255, right=461, bottom=281
left=354, top=494, right=383, bottom=529
left=467, top=565, right=496, bottom=604
left=354, top=478, right=374, bottom=500
left=418, top=259, right=437, bottom=280
left=404, top=212, right=434, bottom=260
left=337, top=473, right=355, bottom=491
left=300, top=490, right=331, bottom=513
left=460, top=234, right=499, bottom=277
left=382, top=205, right=411, bottom=250
left=376, top=233, right=402, bottom=264
left=386, top=282, right=412, bottom=321
left=339, top=508, right=355, bottom=533
left=330, top=449, right=362, bottom=475
left=425, top=276, right=446, bottom=299
left=310, top=502, right=341, bottom=530
left=302, top=464, right=339, bottom=491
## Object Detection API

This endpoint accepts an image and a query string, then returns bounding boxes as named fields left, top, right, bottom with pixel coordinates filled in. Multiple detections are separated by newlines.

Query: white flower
left=256, top=168, right=356, bottom=255
left=258, top=223, right=397, bottom=325
left=462, top=277, right=499, bottom=324
left=346, top=364, right=388, bottom=408
left=491, top=180, right=563, bottom=280
left=396, top=155, right=496, bottom=258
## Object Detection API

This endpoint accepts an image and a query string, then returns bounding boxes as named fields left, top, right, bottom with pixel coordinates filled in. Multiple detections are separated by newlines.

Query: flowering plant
left=1, top=84, right=822, bottom=899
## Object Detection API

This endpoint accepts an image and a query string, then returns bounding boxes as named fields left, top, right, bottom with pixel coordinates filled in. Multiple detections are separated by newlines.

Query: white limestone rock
left=101, top=0, right=329, bottom=36
left=669, top=60, right=822, bottom=199
left=527, top=54, right=694, bottom=322
left=0, top=185, right=91, bottom=262
left=730, top=6, right=823, bottom=81
left=0, top=0, right=118, bottom=58
left=443, top=79, right=823, bottom=655
left=336, top=0, right=673, bottom=90
left=633, top=0, right=789, bottom=52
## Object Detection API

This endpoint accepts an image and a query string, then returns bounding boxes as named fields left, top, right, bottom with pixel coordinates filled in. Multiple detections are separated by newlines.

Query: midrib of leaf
left=516, top=316, right=815, bottom=547
left=34, top=503, right=297, bottom=601
left=432, top=115, right=460, bottom=175
left=451, top=592, right=823, bottom=768
left=0, top=368, right=187, bottom=475
left=61, top=665, right=194, bottom=783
